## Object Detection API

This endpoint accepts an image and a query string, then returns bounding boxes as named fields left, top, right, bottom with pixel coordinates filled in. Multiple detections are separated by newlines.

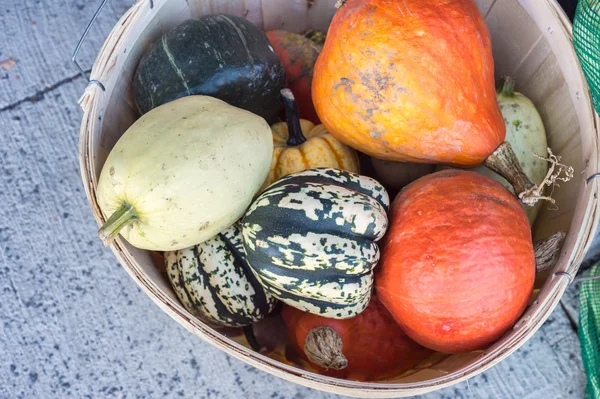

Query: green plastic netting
left=573, top=0, right=600, bottom=115
left=579, top=262, right=600, bottom=399
left=574, top=2, right=600, bottom=397
left=579, top=263, right=600, bottom=398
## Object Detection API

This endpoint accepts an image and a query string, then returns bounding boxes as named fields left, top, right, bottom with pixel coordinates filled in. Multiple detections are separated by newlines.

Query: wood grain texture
left=526, top=53, right=582, bottom=242
left=485, top=0, right=545, bottom=79
left=260, top=0, right=310, bottom=32
left=475, top=0, right=497, bottom=16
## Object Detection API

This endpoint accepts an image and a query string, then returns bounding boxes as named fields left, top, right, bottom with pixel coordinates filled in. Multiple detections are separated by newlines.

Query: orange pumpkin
left=376, top=170, right=535, bottom=354
left=281, top=296, right=432, bottom=381
left=312, top=0, right=505, bottom=167
left=266, top=30, right=322, bottom=124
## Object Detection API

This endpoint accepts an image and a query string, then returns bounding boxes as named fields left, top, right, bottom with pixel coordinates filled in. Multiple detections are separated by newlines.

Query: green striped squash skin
left=241, top=168, right=389, bottom=319
left=133, top=14, right=286, bottom=124
left=165, top=223, right=277, bottom=327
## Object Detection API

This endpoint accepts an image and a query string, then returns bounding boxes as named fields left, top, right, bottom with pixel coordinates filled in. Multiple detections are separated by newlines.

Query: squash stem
left=335, top=0, right=347, bottom=8
left=534, top=232, right=566, bottom=274
left=98, top=202, right=139, bottom=246
left=281, top=88, right=307, bottom=147
left=499, top=76, right=515, bottom=97
left=243, top=325, right=262, bottom=352
left=484, top=141, right=536, bottom=204
left=304, top=326, right=348, bottom=370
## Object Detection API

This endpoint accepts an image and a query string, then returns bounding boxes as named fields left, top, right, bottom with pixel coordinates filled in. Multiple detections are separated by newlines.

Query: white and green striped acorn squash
left=165, top=223, right=277, bottom=328
left=241, top=168, right=390, bottom=319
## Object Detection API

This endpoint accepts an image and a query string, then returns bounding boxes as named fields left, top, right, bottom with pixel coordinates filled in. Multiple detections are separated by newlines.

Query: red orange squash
left=376, top=170, right=535, bottom=354
left=281, top=296, right=431, bottom=381
left=312, top=0, right=505, bottom=167
left=266, top=30, right=322, bottom=124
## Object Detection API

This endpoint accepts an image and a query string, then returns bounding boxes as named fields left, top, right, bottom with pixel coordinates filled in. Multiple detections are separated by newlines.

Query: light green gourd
left=96, top=95, right=273, bottom=251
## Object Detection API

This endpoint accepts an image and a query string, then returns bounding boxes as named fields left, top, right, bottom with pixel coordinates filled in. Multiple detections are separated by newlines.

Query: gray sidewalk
left=0, top=0, right=592, bottom=397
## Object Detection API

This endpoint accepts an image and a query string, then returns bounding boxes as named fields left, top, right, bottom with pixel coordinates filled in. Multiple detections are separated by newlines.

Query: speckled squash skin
left=165, top=224, right=277, bottom=327
left=133, top=14, right=286, bottom=124
left=281, top=296, right=432, bottom=381
left=266, top=30, right=322, bottom=124
left=96, top=96, right=273, bottom=251
left=376, top=170, right=535, bottom=354
left=312, top=0, right=505, bottom=166
left=242, top=168, right=389, bottom=319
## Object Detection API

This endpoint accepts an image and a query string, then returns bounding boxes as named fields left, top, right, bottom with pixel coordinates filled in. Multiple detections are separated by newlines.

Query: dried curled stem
left=519, top=149, right=574, bottom=208
left=335, top=0, right=347, bottom=9
left=484, top=143, right=574, bottom=208
left=535, top=232, right=566, bottom=273
left=484, top=141, right=536, bottom=198
left=304, top=327, right=348, bottom=370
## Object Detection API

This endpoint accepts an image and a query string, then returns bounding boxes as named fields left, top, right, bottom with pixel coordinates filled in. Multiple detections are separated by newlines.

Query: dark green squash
left=241, top=168, right=389, bottom=319
left=165, top=223, right=277, bottom=328
left=133, top=14, right=286, bottom=124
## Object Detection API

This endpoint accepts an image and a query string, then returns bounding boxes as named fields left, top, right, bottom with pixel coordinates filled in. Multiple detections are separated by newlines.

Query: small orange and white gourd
left=262, top=89, right=359, bottom=189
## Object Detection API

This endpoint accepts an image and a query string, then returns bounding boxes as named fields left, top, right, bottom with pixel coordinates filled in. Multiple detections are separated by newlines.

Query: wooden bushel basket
left=78, top=0, right=600, bottom=397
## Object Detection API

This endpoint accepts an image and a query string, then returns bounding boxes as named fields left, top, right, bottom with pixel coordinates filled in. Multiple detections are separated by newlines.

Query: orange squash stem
left=280, top=88, right=307, bottom=146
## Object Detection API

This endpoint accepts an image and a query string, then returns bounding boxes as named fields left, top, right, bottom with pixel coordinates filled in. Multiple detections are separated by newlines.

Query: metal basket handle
left=71, top=0, right=154, bottom=91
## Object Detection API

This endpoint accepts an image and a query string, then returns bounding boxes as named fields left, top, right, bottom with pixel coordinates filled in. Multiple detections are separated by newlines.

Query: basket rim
left=77, top=0, right=600, bottom=396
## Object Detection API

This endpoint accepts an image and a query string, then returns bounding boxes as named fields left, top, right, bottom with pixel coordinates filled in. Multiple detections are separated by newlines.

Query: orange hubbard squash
left=262, top=89, right=359, bottom=189
left=281, top=296, right=431, bottom=381
left=266, top=30, right=322, bottom=124
left=376, top=170, right=535, bottom=354
left=312, top=0, right=505, bottom=167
